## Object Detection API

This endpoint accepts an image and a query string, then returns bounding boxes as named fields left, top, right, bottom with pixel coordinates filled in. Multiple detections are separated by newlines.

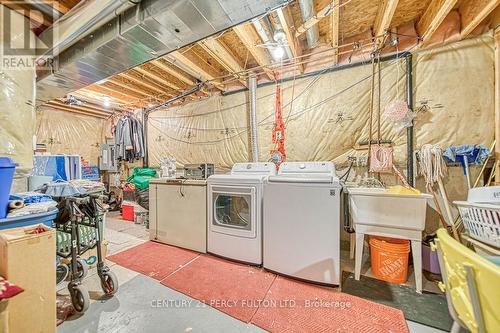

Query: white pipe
left=298, top=0, right=319, bottom=48
left=249, top=74, right=259, bottom=162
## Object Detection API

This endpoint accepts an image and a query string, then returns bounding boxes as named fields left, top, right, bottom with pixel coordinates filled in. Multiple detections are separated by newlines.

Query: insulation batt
left=0, top=6, right=37, bottom=172
left=148, top=34, right=494, bottom=170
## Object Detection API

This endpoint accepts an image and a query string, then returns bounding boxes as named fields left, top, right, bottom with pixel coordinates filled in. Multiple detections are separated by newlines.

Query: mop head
left=418, top=144, right=447, bottom=185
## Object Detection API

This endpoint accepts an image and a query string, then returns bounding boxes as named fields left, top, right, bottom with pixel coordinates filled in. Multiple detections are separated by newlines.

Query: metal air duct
left=298, top=0, right=319, bottom=48
left=36, top=0, right=289, bottom=104
left=249, top=74, right=259, bottom=162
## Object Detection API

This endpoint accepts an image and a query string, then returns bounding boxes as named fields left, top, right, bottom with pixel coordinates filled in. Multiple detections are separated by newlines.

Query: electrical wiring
left=147, top=47, right=416, bottom=145
left=151, top=66, right=327, bottom=120
left=107, top=29, right=421, bottom=111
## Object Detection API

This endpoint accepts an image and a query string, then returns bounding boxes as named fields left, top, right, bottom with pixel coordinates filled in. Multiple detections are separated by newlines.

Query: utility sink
left=348, top=187, right=432, bottom=232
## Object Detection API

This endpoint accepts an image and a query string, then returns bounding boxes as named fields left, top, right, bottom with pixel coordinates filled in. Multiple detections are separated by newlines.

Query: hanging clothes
left=114, top=115, right=145, bottom=162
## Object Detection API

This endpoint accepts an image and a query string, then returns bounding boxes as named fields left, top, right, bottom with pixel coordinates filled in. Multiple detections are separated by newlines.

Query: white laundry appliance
left=149, top=179, right=207, bottom=253
left=263, top=162, right=342, bottom=285
left=207, top=163, right=276, bottom=265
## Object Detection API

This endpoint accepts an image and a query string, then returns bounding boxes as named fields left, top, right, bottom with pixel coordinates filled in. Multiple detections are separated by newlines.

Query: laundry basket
left=454, top=201, right=500, bottom=249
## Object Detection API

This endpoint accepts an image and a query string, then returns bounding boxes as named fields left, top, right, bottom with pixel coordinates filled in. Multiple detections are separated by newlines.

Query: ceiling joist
left=417, top=0, right=458, bottom=46
left=199, top=38, right=248, bottom=86
left=295, top=2, right=334, bottom=38
left=373, top=0, right=400, bottom=47
left=119, top=72, right=172, bottom=96
left=106, top=79, right=156, bottom=98
left=151, top=59, right=197, bottom=87
left=83, top=85, right=137, bottom=105
left=330, top=0, right=340, bottom=64
left=169, top=51, right=225, bottom=90
left=134, top=67, right=184, bottom=92
left=459, top=0, right=500, bottom=38
left=45, top=101, right=110, bottom=119
left=276, top=6, right=305, bottom=73
left=233, top=24, right=275, bottom=80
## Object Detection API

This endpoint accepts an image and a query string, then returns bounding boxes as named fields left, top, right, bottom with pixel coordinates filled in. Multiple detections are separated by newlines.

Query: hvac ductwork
left=249, top=74, right=259, bottom=162
left=298, top=0, right=319, bottom=48
left=36, top=0, right=289, bottom=104
left=39, top=0, right=139, bottom=58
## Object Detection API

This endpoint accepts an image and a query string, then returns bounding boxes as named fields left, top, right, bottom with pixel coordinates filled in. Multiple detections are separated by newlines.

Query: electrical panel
left=99, top=140, right=118, bottom=172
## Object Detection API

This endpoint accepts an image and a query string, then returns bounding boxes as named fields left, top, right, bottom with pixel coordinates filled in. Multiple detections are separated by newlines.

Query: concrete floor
left=58, top=213, right=448, bottom=333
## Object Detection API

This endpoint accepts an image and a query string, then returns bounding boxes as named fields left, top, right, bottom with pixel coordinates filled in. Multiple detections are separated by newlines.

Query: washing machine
left=207, top=163, right=276, bottom=265
left=263, top=161, right=341, bottom=285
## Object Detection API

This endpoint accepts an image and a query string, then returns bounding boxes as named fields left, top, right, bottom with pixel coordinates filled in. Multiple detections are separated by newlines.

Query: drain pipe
left=406, top=53, right=414, bottom=186
left=249, top=74, right=260, bottom=162
left=298, top=0, right=319, bottom=48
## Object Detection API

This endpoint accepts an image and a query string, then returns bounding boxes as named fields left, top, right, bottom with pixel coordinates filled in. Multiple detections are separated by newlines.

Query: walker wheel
left=70, top=284, right=90, bottom=313
left=100, top=271, right=119, bottom=296
left=56, top=264, right=70, bottom=285
left=76, top=259, right=89, bottom=279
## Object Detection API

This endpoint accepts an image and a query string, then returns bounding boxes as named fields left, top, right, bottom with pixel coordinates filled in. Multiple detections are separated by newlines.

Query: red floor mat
left=161, top=255, right=276, bottom=323
left=107, top=241, right=199, bottom=280
left=251, top=276, right=409, bottom=333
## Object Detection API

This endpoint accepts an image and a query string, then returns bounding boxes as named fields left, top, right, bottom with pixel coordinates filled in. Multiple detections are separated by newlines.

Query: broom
left=418, top=144, right=460, bottom=241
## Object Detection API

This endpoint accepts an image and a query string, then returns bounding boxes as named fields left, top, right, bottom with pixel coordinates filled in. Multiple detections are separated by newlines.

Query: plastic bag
left=126, top=167, right=157, bottom=190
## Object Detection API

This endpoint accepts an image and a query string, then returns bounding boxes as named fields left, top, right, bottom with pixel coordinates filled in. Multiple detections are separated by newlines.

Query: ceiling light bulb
left=103, top=97, right=111, bottom=108
left=273, top=29, right=286, bottom=43
left=272, top=46, right=285, bottom=60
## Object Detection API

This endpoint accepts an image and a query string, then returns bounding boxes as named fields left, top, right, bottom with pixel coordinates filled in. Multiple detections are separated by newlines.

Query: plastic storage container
left=370, top=236, right=410, bottom=284
left=0, top=209, right=58, bottom=230
left=422, top=243, right=441, bottom=274
left=0, top=157, right=17, bottom=219
left=122, top=204, right=134, bottom=221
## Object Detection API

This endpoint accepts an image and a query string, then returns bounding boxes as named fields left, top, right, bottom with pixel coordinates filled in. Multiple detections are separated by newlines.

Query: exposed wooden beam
left=83, top=85, right=137, bottom=104
left=373, top=0, right=400, bottom=47
left=45, top=105, right=108, bottom=119
left=45, top=102, right=110, bottom=119
left=49, top=100, right=112, bottom=115
left=169, top=51, right=225, bottom=90
left=199, top=38, right=248, bottom=86
left=459, top=0, right=500, bottom=38
left=331, top=0, right=340, bottom=64
left=416, top=0, right=458, bottom=47
left=152, top=59, right=197, bottom=87
left=295, top=2, right=334, bottom=38
left=70, top=91, right=132, bottom=110
left=106, top=78, right=155, bottom=97
left=120, top=72, right=173, bottom=96
left=135, top=66, right=184, bottom=92
left=233, top=24, right=275, bottom=80
left=43, top=0, right=71, bottom=14
left=276, top=7, right=305, bottom=73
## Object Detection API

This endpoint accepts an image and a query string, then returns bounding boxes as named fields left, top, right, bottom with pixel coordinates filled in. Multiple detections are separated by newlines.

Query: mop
left=418, top=144, right=460, bottom=240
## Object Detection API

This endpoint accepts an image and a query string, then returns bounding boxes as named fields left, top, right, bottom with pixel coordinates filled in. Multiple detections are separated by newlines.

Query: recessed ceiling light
left=103, top=97, right=111, bottom=108
left=271, top=46, right=285, bottom=60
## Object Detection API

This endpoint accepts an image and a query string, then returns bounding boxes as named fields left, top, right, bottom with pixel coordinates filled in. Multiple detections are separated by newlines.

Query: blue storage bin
left=0, top=157, right=17, bottom=219
left=0, top=209, right=58, bottom=230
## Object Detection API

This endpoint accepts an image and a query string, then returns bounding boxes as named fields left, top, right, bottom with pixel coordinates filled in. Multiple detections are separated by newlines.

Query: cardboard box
left=61, top=240, right=108, bottom=269
left=0, top=224, right=56, bottom=333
